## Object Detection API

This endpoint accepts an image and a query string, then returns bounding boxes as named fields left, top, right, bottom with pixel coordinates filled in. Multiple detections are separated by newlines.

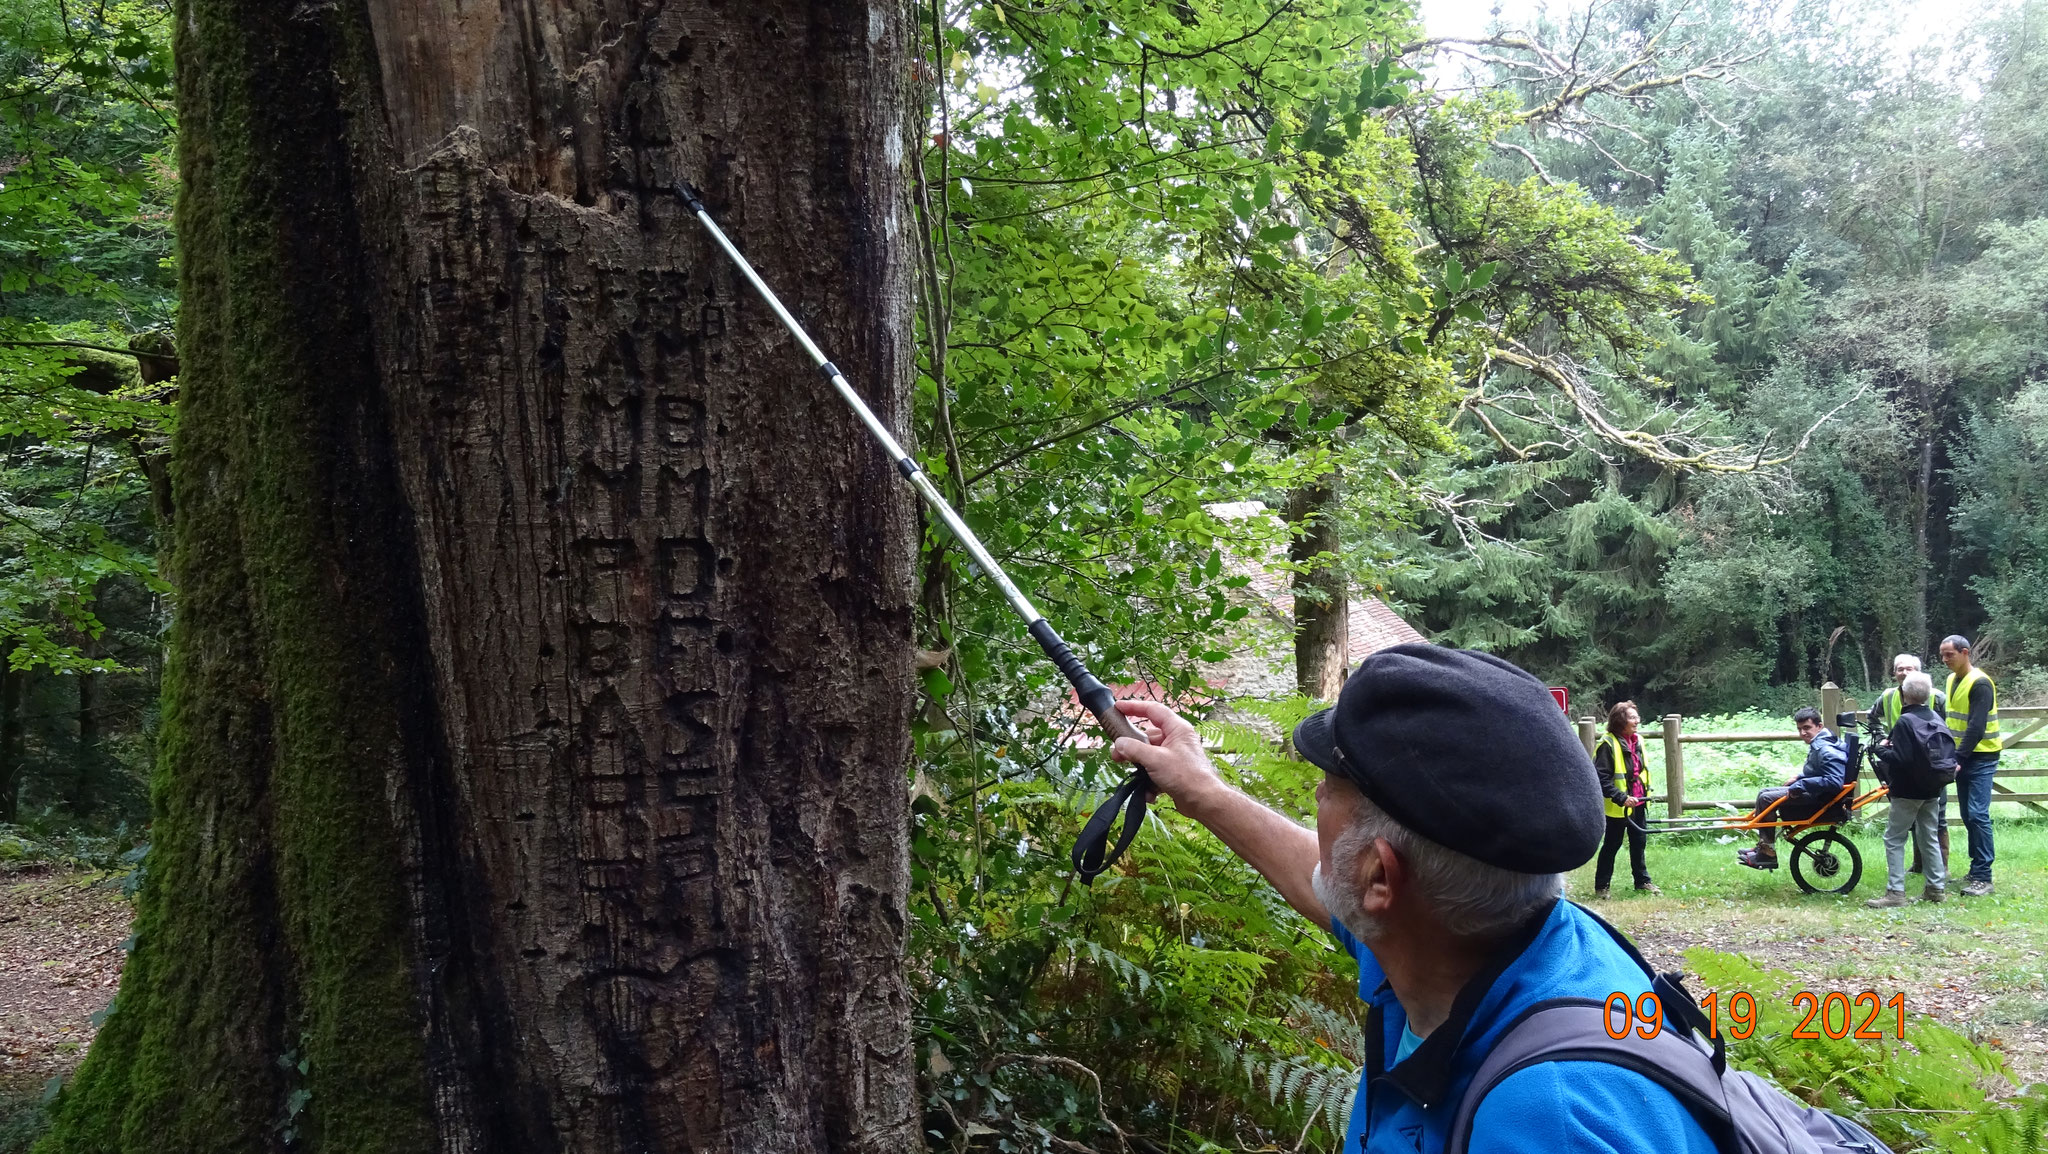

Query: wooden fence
left=1573, top=683, right=2048, bottom=821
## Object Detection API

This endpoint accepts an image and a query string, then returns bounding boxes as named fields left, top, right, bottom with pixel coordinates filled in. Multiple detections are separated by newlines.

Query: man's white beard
left=1313, top=859, right=1382, bottom=942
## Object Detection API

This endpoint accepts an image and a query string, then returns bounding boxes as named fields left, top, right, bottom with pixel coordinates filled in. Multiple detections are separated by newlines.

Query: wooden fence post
left=1663, top=714, right=1684, bottom=819
left=1821, top=682, right=1842, bottom=727
left=1577, top=716, right=1596, bottom=757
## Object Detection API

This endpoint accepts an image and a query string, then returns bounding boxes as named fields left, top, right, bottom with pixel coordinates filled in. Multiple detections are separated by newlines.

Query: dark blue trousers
left=1955, top=752, right=2001, bottom=883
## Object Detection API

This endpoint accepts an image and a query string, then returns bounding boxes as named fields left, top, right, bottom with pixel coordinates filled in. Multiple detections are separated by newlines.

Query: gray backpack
left=1446, top=912, right=1888, bottom=1154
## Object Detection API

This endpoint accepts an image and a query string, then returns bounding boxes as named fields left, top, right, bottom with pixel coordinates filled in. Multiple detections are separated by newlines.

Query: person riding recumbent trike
left=1647, top=713, right=1889, bottom=894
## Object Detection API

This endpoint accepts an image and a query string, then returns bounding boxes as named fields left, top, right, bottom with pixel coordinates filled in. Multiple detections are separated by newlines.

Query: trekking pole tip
left=676, top=181, right=707, bottom=214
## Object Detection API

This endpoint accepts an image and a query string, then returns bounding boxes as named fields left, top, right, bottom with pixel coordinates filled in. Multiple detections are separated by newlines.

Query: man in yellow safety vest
left=1869, top=654, right=1948, bottom=874
left=1939, top=635, right=2002, bottom=896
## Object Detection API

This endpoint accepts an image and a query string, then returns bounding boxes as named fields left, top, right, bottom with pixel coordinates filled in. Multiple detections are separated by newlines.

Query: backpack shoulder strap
left=1442, top=998, right=1739, bottom=1154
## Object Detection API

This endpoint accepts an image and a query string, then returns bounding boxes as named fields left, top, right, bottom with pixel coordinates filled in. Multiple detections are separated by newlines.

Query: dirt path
left=0, top=869, right=130, bottom=1095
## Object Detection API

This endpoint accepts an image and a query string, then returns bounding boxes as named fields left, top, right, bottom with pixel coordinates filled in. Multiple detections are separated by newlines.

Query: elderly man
left=1735, top=708, right=1847, bottom=871
left=1110, top=645, right=1715, bottom=1153
left=1940, top=635, right=2003, bottom=896
left=1868, top=653, right=1948, bottom=874
left=1869, top=653, right=1945, bottom=729
left=1866, top=671, right=1954, bottom=907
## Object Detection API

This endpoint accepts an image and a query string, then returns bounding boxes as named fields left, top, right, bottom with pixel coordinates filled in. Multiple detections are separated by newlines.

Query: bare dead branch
left=1478, top=342, right=1860, bottom=473
left=1489, top=139, right=1556, bottom=185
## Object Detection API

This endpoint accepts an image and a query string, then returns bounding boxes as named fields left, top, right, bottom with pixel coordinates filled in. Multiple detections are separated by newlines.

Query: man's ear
left=1356, top=837, right=1402, bottom=917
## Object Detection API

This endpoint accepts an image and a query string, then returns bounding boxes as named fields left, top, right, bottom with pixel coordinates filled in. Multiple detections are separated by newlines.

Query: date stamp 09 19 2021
left=1604, top=990, right=1910, bottom=1041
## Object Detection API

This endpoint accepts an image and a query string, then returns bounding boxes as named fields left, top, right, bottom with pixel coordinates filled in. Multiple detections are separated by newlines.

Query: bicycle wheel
left=1790, top=830, right=1863, bottom=895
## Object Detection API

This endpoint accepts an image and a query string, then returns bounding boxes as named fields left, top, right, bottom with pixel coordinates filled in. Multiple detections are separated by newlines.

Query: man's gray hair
left=1901, top=671, right=1934, bottom=705
left=1319, top=793, right=1562, bottom=940
left=1892, top=653, right=1922, bottom=673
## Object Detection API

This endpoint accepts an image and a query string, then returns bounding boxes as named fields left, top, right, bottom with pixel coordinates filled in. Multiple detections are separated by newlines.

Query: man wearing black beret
left=1111, top=644, right=1716, bottom=1154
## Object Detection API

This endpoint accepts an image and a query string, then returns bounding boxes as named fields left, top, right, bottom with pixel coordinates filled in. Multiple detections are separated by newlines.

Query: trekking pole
left=677, top=182, right=1151, bottom=884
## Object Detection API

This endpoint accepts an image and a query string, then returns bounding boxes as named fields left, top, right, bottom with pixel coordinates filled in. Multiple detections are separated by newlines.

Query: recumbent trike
left=1645, top=713, right=1890, bottom=895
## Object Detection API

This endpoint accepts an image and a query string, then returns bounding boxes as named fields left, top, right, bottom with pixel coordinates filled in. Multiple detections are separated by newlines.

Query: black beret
left=1292, top=644, right=1603, bottom=874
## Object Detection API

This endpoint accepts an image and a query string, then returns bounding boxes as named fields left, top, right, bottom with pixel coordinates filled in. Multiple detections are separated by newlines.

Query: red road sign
left=1549, top=687, right=1569, bottom=712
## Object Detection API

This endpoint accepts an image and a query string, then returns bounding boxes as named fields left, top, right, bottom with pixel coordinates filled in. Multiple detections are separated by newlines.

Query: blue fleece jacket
left=1788, top=730, right=1848, bottom=801
left=1333, top=900, right=1719, bottom=1153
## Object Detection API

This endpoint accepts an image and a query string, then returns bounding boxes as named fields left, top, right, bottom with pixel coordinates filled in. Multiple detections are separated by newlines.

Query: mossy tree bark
left=39, top=2, right=919, bottom=1152
left=1284, top=480, right=1350, bottom=701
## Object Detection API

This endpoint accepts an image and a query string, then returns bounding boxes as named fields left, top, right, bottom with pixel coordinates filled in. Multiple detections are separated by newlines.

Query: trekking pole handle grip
left=1027, top=619, right=1147, bottom=747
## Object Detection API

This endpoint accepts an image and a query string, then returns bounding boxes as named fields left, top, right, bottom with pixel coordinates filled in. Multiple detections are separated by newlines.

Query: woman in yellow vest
left=1592, top=701, right=1661, bottom=898
left=1939, top=635, right=2002, bottom=896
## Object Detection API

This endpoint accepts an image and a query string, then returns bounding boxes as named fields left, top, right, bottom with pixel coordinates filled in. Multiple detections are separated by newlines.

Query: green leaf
left=1401, top=333, right=1426, bottom=355
left=1467, top=261, right=1500, bottom=290
left=1402, top=291, right=1428, bottom=315
left=1258, top=224, right=1300, bottom=244
left=1445, top=256, right=1466, bottom=293
left=1253, top=172, right=1275, bottom=210
left=1302, top=303, right=1325, bottom=338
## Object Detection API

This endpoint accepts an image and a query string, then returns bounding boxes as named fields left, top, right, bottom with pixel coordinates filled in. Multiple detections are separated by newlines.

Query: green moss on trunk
left=36, top=0, right=439, bottom=1149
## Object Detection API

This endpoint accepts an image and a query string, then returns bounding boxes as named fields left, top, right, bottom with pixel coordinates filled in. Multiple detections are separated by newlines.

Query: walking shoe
left=1636, top=882, right=1664, bottom=895
left=1593, top=887, right=1611, bottom=900
left=1736, top=847, right=1778, bottom=870
left=1961, top=879, right=1994, bottom=897
left=1921, top=887, right=1947, bottom=903
left=1865, top=891, right=1913, bottom=909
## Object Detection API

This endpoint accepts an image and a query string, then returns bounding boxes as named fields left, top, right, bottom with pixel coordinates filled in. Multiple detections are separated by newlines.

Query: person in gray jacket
left=1865, top=672, right=1955, bottom=907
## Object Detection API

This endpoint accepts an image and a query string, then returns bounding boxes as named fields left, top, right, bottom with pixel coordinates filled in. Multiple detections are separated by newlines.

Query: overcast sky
left=1411, top=0, right=2013, bottom=80
left=1415, top=0, right=1978, bottom=42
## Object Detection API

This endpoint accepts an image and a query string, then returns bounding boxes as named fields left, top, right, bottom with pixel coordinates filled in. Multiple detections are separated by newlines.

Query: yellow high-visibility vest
left=1876, top=686, right=1945, bottom=728
left=1943, top=667, right=2002, bottom=753
left=1596, top=732, right=1649, bottom=818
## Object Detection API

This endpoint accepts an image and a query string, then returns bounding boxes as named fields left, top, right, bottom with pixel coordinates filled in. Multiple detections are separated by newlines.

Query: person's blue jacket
left=1788, top=729, right=1848, bottom=801
left=1333, top=899, right=1718, bottom=1154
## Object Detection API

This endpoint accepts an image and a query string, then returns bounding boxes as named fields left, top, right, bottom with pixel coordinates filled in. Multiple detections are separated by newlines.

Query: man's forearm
left=1172, top=782, right=1329, bottom=930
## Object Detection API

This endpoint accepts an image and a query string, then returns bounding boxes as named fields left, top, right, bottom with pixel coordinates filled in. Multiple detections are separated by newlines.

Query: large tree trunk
left=42, top=2, right=918, bottom=1152
left=73, top=659, right=96, bottom=817
left=1911, top=433, right=1933, bottom=654
left=0, top=644, right=21, bottom=823
left=1284, top=480, right=1350, bottom=701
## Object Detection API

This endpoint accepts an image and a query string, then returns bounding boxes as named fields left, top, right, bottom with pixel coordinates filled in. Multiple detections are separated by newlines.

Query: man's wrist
left=1164, top=773, right=1236, bottom=820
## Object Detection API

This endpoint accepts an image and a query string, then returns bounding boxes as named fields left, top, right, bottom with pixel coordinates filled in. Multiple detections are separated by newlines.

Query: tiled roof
left=1347, top=595, right=1427, bottom=660
left=1198, top=500, right=1429, bottom=692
